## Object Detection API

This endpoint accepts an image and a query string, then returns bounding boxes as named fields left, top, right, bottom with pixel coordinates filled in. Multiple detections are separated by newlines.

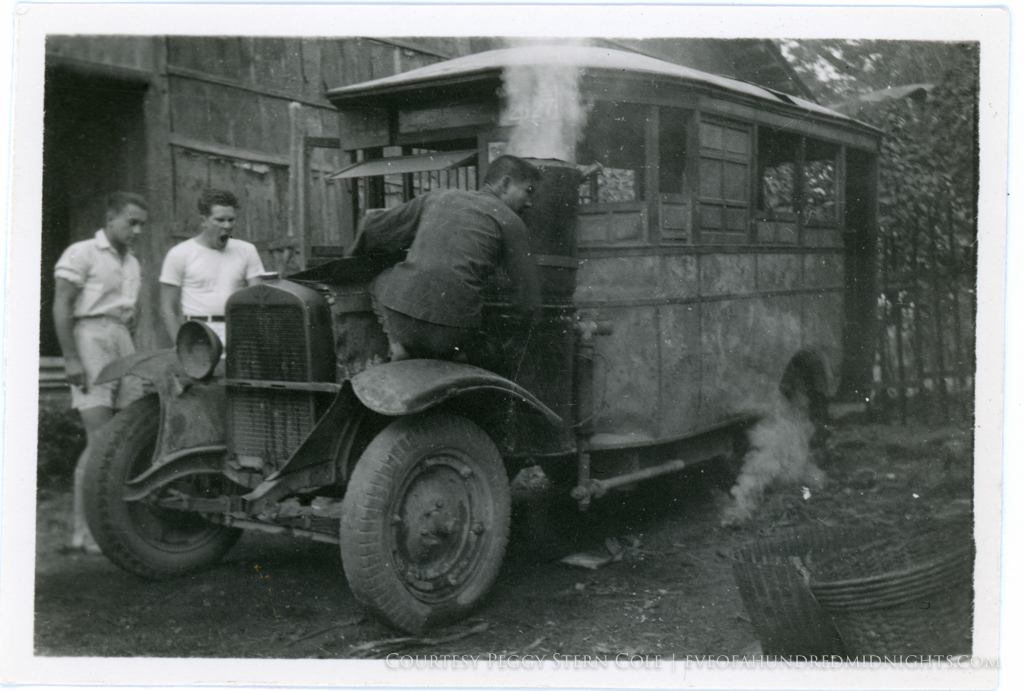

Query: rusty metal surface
left=156, top=378, right=229, bottom=462
left=123, top=453, right=226, bottom=502
left=578, top=247, right=843, bottom=445
left=700, top=253, right=757, bottom=296
left=589, top=304, right=660, bottom=440
left=332, top=307, right=390, bottom=380
left=800, top=292, right=844, bottom=395
left=576, top=255, right=659, bottom=304
left=520, top=159, right=581, bottom=304
left=94, top=349, right=180, bottom=386
left=658, top=302, right=701, bottom=436
left=93, top=349, right=232, bottom=487
left=350, top=359, right=562, bottom=427
left=700, top=296, right=805, bottom=419
left=480, top=305, right=576, bottom=449
left=656, top=255, right=700, bottom=300
left=93, top=349, right=228, bottom=460
left=288, top=258, right=393, bottom=380
left=756, top=254, right=803, bottom=290
left=263, top=383, right=362, bottom=483
left=804, top=253, right=846, bottom=289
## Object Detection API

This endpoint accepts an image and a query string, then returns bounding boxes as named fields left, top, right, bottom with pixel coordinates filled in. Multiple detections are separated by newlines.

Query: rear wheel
left=83, top=395, right=242, bottom=579
left=340, top=412, right=511, bottom=634
left=780, top=356, right=832, bottom=452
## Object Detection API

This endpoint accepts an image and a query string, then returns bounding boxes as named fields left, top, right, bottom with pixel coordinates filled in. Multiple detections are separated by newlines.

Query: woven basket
left=810, top=519, right=974, bottom=657
left=731, top=526, right=877, bottom=657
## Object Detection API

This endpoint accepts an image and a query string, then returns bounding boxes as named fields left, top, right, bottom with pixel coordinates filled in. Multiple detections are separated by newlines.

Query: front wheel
left=340, top=412, right=511, bottom=634
left=82, top=395, right=242, bottom=579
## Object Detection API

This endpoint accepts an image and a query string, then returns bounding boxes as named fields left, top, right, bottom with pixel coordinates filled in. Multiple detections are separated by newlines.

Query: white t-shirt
left=159, top=238, right=265, bottom=316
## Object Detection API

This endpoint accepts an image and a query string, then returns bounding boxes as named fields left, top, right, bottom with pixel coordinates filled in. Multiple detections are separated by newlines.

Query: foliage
left=779, top=41, right=979, bottom=246
left=37, top=398, right=85, bottom=487
left=779, top=40, right=971, bottom=105
left=782, top=41, right=979, bottom=421
left=867, top=44, right=979, bottom=286
left=803, top=159, right=837, bottom=226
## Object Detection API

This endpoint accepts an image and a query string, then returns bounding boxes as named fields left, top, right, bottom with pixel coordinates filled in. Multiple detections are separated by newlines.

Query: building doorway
left=40, top=67, right=147, bottom=356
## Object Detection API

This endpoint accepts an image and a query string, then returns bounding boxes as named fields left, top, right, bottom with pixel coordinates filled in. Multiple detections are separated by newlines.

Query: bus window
left=758, top=130, right=799, bottom=217
left=577, top=102, right=647, bottom=204
left=659, top=107, right=689, bottom=195
left=803, top=139, right=839, bottom=227
left=698, top=118, right=751, bottom=241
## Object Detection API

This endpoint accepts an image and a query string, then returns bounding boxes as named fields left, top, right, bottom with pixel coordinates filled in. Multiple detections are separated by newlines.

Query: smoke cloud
left=721, top=388, right=826, bottom=527
left=499, top=40, right=591, bottom=161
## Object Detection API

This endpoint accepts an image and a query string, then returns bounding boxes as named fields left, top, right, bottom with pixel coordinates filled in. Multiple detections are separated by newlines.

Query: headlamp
left=176, top=320, right=223, bottom=380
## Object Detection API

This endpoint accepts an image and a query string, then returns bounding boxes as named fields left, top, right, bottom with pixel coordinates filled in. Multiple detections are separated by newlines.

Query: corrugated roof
left=327, top=45, right=855, bottom=123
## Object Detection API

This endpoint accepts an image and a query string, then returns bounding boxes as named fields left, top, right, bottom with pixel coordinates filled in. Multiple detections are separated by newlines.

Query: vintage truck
left=84, top=45, right=881, bottom=634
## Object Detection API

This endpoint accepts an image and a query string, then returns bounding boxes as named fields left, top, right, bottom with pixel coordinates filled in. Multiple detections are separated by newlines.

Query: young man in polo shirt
left=159, top=189, right=265, bottom=344
left=53, top=191, right=148, bottom=552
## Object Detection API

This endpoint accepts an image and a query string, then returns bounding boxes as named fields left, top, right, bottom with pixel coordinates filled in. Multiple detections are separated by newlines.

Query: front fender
left=97, top=349, right=228, bottom=475
left=95, top=349, right=180, bottom=388
left=351, top=360, right=570, bottom=457
left=351, top=359, right=562, bottom=425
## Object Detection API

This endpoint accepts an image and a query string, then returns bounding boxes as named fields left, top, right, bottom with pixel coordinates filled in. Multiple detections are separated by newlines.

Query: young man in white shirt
left=159, top=189, right=265, bottom=344
left=53, top=191, right=148, bottom=552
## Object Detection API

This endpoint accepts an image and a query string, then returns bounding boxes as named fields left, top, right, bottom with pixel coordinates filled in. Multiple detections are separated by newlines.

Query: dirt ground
left=33, top=416, right=973, bottom=659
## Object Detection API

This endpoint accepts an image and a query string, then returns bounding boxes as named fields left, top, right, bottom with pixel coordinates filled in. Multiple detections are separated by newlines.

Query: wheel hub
left=391, top=456, right=488, bottom=600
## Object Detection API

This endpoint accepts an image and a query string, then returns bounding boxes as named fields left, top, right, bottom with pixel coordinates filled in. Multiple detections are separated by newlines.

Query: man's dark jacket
left=351, top=189, right=540, bottom=328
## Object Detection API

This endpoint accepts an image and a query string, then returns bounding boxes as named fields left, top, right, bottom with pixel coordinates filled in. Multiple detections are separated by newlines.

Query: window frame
left=575, top=100, right=649, bottom=208
left=755, top=127, right=801, bottom=224
left=695, top=115, right=753, bottom=243
left=801, top=138, right=843, bottom=230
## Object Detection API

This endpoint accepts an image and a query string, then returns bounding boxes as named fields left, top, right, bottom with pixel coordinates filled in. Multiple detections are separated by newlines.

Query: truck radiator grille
left=229, top=388, right=316, bottom=468
left=228, top=304, right=308, bottom=381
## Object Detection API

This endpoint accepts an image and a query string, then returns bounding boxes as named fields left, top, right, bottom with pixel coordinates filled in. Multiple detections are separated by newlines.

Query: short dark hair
left=482, top=155, right=541, bottom=186
left=197, top=189, right=239, bottom=216
left=105, top=191, right=147, bottom=216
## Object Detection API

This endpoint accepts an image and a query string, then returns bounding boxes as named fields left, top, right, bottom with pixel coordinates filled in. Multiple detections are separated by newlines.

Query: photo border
left=0, top=3, right=1012, bottom=689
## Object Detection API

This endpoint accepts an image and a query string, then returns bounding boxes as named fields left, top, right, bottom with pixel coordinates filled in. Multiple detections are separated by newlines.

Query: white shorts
left=70, top=316, right=144, bottom=411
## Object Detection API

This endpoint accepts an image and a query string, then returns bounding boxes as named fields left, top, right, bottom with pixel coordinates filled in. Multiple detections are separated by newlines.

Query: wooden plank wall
left=162, top=36, right=464, bottom=265
left=169, top=148, right=289, bottom=247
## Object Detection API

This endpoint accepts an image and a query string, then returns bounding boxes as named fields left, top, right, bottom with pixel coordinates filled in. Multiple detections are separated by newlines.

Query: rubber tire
left=781, top=370, right=832, bottom=454
left=82, top=394, right=242, bottom=580
left=340, top=412, right=511, bottom=634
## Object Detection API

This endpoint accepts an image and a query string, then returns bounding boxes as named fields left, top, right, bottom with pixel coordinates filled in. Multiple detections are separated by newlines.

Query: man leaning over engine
left=349, top=154, right=541, bottom=364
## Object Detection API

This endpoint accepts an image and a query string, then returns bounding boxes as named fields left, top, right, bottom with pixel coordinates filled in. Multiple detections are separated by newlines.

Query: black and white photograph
left=0, top=3, right=1010, bottom=688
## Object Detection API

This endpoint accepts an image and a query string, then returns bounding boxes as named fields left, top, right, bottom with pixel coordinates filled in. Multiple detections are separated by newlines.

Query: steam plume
left=500, top=39, right=591, bottom=161
left=721, top=389, right=826, bottom=526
